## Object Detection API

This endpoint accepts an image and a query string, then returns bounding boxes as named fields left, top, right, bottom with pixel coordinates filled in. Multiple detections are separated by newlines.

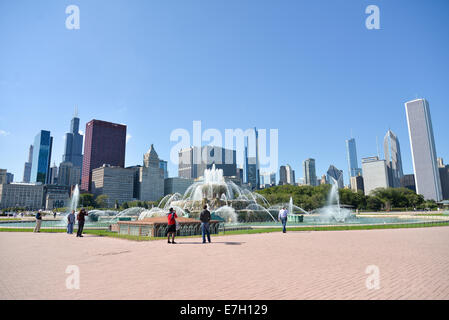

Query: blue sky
left=0, top=0, right=448, bottom=184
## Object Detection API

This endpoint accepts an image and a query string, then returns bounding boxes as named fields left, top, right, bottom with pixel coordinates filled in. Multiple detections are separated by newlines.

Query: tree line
left=256, top=185, right=439, bottom=212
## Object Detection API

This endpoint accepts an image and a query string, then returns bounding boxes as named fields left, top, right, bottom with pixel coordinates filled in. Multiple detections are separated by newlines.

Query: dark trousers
left=77, top=221, right=85, bottom=236
left=281, top=217, right=287, bottom=233
left=201, top=222, right=211, bottom=243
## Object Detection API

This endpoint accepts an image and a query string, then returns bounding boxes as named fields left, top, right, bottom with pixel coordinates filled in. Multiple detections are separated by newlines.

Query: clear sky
left=1, top=0, right=448, bottom=184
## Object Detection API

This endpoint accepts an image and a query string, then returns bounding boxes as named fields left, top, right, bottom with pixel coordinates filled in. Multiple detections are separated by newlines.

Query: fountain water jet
left=318, top=178, right=354, bottom=222
left=69, top=185, right=80, bottom=212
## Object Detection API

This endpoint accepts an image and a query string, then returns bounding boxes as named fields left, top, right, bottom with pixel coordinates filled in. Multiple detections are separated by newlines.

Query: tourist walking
left=67, top=210, right=75, bottom=234
left=34, top=210, right=43, bottom=233
left=166, top=208, right=178, bottom=244
left=278, top=207, right=288, bottom=233
left=53, top=211, right=57, bottom=219
left=76, top=208, right=88, bottom=237
left=200, top=205, right=211, bottom=243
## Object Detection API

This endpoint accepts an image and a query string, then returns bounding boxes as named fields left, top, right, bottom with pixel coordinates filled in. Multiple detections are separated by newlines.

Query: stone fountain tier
left=170, top=199, right=252, bottom=213
left=117, top=216, right=222, bottom=237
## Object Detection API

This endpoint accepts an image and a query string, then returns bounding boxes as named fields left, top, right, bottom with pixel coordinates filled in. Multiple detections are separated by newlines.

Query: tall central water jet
left=318, top=178, right=353, bottom=222
left=165, top=164, right=278, bottom=222
left=69, top=184, right=80, bottom=212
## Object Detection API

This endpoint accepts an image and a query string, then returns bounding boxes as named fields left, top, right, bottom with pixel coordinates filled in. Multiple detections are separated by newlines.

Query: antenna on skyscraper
left=74, top=105, right=78, bottom=118
left=376, top=136, right=380, bottom=158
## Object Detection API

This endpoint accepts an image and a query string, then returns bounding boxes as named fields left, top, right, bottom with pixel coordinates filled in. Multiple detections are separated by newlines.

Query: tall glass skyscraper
left=159, top=160, right=168, bottom=179
left=405, top=98, right=442, bottom=201
left=30, top=130, right=53, bottom=184
left=384, top=129, right=404, bottom=188
left=345, top=138, right=362, bottom=183
left=22, top=145, right=33, bottom=183
left=327, top=165, right=344, bottom=189
left=303, top=158, right=317, bottom=186
left=62, top=112, right=83, bottom=169
left=244, top=127, right=260, bottom=189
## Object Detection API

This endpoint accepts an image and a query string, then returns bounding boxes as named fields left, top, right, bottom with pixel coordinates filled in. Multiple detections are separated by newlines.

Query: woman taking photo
left=166, top=208, right=177, bottom=244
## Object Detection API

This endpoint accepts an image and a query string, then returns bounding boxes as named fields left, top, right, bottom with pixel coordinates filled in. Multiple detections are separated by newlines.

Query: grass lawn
left=1, top=221, right=449, bottom=241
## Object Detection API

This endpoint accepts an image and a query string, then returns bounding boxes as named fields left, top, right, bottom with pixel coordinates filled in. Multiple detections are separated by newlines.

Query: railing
left=0, top=219, right=112, bottom=230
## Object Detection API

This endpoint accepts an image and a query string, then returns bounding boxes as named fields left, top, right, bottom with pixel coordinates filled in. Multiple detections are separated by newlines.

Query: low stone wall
left=117, top=217, right=222, bottom=237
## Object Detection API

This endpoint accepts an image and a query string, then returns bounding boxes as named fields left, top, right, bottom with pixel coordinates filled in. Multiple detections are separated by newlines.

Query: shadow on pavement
left=176, top=241, right=244, bottom=245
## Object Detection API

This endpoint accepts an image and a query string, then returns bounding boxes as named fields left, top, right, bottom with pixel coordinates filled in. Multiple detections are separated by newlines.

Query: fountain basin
left=287, top=214, right=304, bottom=223
left=117, top=217, right=222, bottom=237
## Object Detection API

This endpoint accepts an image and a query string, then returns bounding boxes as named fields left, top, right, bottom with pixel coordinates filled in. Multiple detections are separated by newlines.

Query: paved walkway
left=1, top=227, right=449, bottom=300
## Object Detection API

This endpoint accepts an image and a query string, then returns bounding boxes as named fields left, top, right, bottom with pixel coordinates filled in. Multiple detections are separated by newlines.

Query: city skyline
left=1, top=1, right=448, bottom=188
left=3, top=95, right=447, bottom=189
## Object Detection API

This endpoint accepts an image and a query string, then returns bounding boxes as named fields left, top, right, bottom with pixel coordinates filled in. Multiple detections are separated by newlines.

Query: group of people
left=33, top=208, right=88, bottom=237
left=33, top=204, right=289, bottom=240
left=166, top=205, right=212, bottom=244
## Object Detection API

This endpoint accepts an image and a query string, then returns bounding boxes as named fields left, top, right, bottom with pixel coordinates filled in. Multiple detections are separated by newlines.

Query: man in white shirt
left=278, top=207, right=289, bottom=233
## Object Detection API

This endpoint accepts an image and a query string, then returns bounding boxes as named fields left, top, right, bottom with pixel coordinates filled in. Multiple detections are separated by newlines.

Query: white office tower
left=362, top=157, right=389, bottom=195
left=405, top=99, right=442, bottom=201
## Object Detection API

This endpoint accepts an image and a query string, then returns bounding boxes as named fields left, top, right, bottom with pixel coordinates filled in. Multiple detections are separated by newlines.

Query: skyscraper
left=345, top=138, right=362, bottom=185
left=384, top=129, right=404, bottom=188
left=22, top=145, right=33, bottom=183
left=244, top=128, right=260, bottom=189
left=81, top=120, right=127, bottom=191
left=58, top=161, right=81, bottom=187
left=260, top=172, right=276, bottom=188
left=327, top=165, right=344, bottom=189
left=159, top=160, right=168, bottom=179
left=30, top=130, right=53, bottom=184
left=303, top=158, right=317, bottom=186
left=178, top=146, right=237, bottom=180
left=437, top=158, right=449, bottom=200
left=362, top=156, right=389, bottom=195
left=405, top=99, right=442, bottom=201
left=62, top=111, right=84, bottom=169
left=279, top=165, right=295, bottom=185
left=138, top=145, right=165, bottom=201
left=49, top=162, right=58, bottom=185
left=279, top=166, right=287, bottom=185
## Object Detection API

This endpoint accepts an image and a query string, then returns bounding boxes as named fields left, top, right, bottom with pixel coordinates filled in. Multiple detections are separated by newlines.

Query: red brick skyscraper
left=81, top=120, right=127, bottom=191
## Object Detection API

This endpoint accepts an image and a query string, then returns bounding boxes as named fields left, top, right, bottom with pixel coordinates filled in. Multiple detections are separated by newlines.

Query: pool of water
left=228, top=215, right=448, bottom=227
left=1, top=215, right=447, bottom=229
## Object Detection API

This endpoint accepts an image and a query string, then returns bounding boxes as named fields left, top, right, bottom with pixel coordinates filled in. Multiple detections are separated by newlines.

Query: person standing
left=166, top=208, right=178, bottom=244
left=278, top=207, right=288, bottom=233
left=76, top=208, right=88, bottom=237
left=67, top=210, right=75, bottom=234
left=53, top=211, right=57, bottom=219
left=34, top=210, right=43, bottom=233
left=200, top=205, right=211, bottom=243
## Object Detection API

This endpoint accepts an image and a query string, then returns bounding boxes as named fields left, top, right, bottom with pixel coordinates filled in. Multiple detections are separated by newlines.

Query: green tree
left=95, top=194, right=109, bottom=208
left=366, top=196, right=383, bottom=211
left=121, top=201, right=129, bottom=210
left=79, top=193, right=95, bottom=207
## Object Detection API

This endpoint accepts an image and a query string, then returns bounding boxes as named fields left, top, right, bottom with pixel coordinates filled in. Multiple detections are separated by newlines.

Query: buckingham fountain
left=136, top=164, right=279, bottom=223
left=2, top=167, right=442, bottom=231
left=67, top=165, right=358, bottom=226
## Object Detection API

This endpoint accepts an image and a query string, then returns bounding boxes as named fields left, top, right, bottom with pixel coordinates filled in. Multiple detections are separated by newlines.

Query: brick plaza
left=1, top=227, right=449, bottom=300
